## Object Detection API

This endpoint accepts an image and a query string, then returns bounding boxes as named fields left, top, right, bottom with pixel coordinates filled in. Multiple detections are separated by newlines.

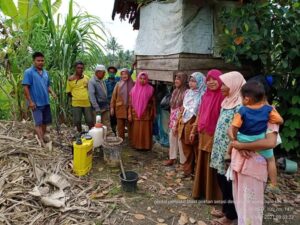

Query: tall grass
left=0, top=0, right=107, bottom=122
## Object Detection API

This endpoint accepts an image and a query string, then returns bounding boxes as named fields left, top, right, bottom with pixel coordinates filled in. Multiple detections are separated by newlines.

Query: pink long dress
left=231, top=124, right=279, bottom=225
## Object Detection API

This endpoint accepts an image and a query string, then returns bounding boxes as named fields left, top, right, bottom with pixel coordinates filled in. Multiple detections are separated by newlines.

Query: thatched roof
left=112, top=0, right=140, bottom=30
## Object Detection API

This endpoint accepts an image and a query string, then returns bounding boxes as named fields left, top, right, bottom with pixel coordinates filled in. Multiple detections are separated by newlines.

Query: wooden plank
left=137, top=58, right=179, bottom=70
left=137, top=69, right=175, bottom=82
left=178, top=58, right=237, bottom=70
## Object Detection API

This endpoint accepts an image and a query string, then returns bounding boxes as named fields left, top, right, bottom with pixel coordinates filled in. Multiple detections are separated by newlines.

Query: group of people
left=162, top=70, right=282, bottom=225
left=23, top=52, right=283, bottom=225
left=22, top=51, right=156, bottom=151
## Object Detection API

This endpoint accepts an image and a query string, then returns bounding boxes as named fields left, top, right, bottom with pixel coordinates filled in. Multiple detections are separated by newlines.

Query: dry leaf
left=177, top=194, right=188, bottom=200
left=157, top=218, right=165, bottom=223
left=134, top=214, right=145, bottom=220
left=147, top=207, right=151, bottom=211
left=137, top=180, right=144, bottom=184
left=197, top=221, right=207, bottom=225
left=175, top=178, right=182, bottom=183
left=178, top=212, right=189, bottom=225
left=90, top=192, right=104, bottom=199
left=166, top=171, right=175, bottom=176
left=156, top=223, right=168, bottom=225
left=121, top=210, right=129, bottom=214
left=141, top=175, right=148, bottom=180
left=152, top=210, right=158, bottom=213
left=159, top=189, right=167, bottom=195
left=189, top=217, right=196, bottom=224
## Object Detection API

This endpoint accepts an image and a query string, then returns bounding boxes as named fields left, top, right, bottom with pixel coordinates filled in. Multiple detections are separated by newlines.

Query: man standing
left=105, top=66, right=120, bottom=135
left=22, top=52, right=56, bottom=147
left=88, top=65, right=111, bottom=130
left=66, top=61, right=93, bottom=132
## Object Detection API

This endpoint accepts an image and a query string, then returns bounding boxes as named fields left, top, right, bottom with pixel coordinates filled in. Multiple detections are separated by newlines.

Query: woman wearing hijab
left=176, top=72, right=206, bottom=177
left=164, top=72, right=188, bottom=166
left=128, top=72, right=155, bottom=150
left=110, top=68, right=135, bottom=140
left=191, top=69, right=225, bottom=201
left=209, top=71, right=246, bottom=225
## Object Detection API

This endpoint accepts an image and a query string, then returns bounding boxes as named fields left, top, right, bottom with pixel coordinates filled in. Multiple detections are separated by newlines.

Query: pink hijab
left=198, top=69, right=225, bottom=135
left=220, top=71, right=246, bottom=109
left=130, top=72, right=154, bottom=119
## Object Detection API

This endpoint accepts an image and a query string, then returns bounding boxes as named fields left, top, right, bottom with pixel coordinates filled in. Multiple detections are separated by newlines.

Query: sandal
left=211, top=216, right=234, bottom=225
left=211, top=207, right=225, bottom=218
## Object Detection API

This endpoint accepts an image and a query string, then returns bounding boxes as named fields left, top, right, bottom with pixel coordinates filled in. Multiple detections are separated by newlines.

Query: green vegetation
left=0, top=1, right=136, bottom=122
left=219, top=1, right=300, bottom=153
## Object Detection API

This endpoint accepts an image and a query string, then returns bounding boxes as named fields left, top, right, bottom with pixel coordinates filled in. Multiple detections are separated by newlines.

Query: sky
left=57, top=0, right=138, bottom=51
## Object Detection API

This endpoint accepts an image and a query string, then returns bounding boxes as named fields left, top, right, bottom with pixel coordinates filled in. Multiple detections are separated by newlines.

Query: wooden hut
left=112, top=0, right=250, bottom=82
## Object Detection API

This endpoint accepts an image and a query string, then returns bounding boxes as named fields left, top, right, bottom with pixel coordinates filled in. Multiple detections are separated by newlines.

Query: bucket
left=119, top=171, right=139, bottom=192
left=103, top=148, right=120, bottom=167
left=284, top=158, right=298, bottom=174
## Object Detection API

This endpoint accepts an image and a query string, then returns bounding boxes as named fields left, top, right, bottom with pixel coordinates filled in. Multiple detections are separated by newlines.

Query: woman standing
left=128, top=72, right=155, bottom=150
left=209, top=71, right=246, bottom=225
left=191, top=69, right=224, bottom=200
left=177, top=72, right=206, bottom=177
left=231, top=123, right=279, bottom=225
left=164, top=72, right=188, bottom=166
left=110, top=68, right=135, bottom=140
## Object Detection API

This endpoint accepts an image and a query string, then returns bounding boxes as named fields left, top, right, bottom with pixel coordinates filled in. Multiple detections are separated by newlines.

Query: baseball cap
left=95, top=64, right=106, bottom=71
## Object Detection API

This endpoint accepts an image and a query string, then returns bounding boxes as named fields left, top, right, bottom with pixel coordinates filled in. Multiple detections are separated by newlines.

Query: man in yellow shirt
left=66, top=61, right=93, bottom=132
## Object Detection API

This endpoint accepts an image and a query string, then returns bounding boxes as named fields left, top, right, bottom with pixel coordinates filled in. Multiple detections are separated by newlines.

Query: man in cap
left=88, top=65, right=111, bottom=130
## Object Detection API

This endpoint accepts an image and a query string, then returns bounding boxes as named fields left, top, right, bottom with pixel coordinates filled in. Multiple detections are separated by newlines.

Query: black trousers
left=110, top=115, right=117, bottom=134
left=216, top=173, right=238, bottom=220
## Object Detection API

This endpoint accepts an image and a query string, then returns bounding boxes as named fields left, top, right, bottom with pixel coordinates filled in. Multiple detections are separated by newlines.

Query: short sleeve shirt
left=232, top=105, right=281, bottom=135
left=22, top=66, right=50, bottom=107
left=66, top=75, right=91, bottom=107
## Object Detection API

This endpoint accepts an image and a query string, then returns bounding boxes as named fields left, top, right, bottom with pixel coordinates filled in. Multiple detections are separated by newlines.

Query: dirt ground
left=90, top=141, right=300, bottom=225
left=0, top=121, right=299, bottom=225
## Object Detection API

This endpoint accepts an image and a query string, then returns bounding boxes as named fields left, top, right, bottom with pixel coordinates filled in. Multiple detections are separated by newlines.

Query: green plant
left=218, top=1, right=300, bottom=153
left=0, top=0, right=107, bottom=122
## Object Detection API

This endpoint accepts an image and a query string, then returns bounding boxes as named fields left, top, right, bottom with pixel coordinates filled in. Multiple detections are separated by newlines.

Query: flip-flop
left=211, top=207, right=225, bottom=218
left=210, top=217, right=234, bottom=225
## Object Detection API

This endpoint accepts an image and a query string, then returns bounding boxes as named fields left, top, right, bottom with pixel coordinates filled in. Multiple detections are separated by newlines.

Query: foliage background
left=0, top=0, right=135, bottom=123
left=218, top=1, right=300, bottom=153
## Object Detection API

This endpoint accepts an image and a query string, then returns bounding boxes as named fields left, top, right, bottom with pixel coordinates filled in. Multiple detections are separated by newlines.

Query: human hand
left=231, top=140, right=243, bottom=150
left=239, top=150, right=252, bottom=159
left=29, top=101, right=36, bottom=110
left=189, top=133, right=195, bottom=143
left=128, top=115, right=132, bottom=122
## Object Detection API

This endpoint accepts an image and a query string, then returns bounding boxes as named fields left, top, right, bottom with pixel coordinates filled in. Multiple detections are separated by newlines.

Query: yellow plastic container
left=73, top=135, right=93, bottom=176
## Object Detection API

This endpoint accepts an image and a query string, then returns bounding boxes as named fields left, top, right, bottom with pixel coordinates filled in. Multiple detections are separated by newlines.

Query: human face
left=174, top=76, right=182, bottom=88
left=189, top=77, right=197, bottom=90
left=221, top=83, right=230, bottom=96
left=33, top=56, right=44, bottom=70
left=121, top=71, right=129, bottom=81
left=95, top=71, right=105, bottom=80
left=242, top=96, right=251, bottom=106
left=206, top=77, right=219, bottom=91
left=108, top=68, right=117, bottom=78
left=139, top=75, right=147, bottom=85
left=75, top=64, right=84, bottom=76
